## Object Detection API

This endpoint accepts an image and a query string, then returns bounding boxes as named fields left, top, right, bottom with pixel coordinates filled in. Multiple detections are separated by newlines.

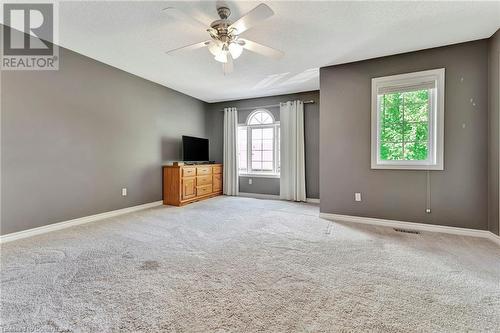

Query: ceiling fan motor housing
left=211, top=5, right=237, bottom=41
left=217, top=6, right=231, bottom=19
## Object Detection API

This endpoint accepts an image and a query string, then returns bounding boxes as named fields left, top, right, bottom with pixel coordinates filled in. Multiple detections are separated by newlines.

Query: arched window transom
left=247, top=109, right=275, bottom=125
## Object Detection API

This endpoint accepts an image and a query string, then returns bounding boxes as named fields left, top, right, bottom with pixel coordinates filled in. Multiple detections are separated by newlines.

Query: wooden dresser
left=163, top=164, right=223, bottom=206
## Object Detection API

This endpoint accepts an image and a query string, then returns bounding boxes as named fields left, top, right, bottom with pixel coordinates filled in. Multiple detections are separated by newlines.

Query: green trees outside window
left=380, top=89, right=429, bottom=161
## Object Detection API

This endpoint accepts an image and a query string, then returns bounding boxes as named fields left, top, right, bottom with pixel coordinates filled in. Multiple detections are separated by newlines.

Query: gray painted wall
left=320, top=40, right=489, bottom=230
left=205, top=91, right=319, bottom=198
left=488, top=29, right=500, bottom=236
left=1, top=45, right=207, bottom=235
left=239, top=176, right=281, bottom=196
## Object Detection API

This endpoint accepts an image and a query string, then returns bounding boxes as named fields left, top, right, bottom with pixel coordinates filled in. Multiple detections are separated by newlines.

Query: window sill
left=239, top=173, right=280, bottom=179
left=371, top=163, right=443, bottom=171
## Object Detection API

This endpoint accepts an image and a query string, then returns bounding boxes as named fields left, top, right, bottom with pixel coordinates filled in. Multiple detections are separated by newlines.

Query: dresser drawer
left=182, top=167, right=196, bottom=177
left=212, top=165, right=222, bottom=174
left=196, top=184, right=213, bottom=196
left=197, top=166, right=212, bottom=175
left=197, top=175, right=212, bottom=186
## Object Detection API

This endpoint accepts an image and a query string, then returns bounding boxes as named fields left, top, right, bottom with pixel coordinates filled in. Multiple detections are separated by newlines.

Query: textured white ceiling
left=54, top=1, right=500, bottom=102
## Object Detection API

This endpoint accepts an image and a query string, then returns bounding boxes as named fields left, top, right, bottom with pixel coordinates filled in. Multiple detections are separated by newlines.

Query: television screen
left=182, top=136, right=209, bottom=162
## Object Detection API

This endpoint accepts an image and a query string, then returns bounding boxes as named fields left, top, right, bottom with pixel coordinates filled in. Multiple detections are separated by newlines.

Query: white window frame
left=371, top=68, right=445, bottom=170
left=238, top=109, right=280, bottom=177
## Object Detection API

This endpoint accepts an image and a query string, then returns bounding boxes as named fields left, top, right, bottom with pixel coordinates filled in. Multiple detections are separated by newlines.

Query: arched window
left=247, top=109, right=275, bottom=125
left=238, top=109, right=280, bottom=175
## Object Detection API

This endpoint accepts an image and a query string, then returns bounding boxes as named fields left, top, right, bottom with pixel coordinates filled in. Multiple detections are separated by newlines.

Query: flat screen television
left=182, top=136, right=209, bottom=162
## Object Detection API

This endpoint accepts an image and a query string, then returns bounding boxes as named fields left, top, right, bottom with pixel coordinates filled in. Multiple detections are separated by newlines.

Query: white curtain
left=223, top=107, right=239, bottom=196
left=280, top=100, right=306, bottom=201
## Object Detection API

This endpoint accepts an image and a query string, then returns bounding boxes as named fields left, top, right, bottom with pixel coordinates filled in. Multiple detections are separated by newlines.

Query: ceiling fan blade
left=161, top=7, right=210, bottom=28
left=239, top=39, right=284, bottom=59
left=166, top=41, right=210, bottom=55
left=229, top=3, right=274, bottom=34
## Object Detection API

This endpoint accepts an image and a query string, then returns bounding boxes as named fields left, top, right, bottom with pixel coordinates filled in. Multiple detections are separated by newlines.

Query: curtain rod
left=219, top=100, right=315, bottom=112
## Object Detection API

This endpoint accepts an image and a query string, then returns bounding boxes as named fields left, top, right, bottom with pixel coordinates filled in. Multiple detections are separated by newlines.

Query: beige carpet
left=1, top=196, right=499, bottom=332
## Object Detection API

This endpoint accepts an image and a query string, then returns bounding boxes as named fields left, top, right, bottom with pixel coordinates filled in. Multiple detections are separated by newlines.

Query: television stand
left=163, top=163, right=223, bottom=206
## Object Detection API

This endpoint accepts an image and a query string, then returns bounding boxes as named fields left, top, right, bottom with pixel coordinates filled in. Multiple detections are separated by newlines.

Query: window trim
left=238, top=173, right=280, bottom=179
left=371, top=68, right=445, bottom=170
left=238, top=109, right=280, bottom=176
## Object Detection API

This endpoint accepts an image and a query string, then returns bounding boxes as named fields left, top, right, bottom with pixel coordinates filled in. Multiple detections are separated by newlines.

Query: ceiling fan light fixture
left=207, top=40, right=222, bottom=56
left=214, top=51, right=228, bottom=63
left=228, top=43, right=243, bottom=59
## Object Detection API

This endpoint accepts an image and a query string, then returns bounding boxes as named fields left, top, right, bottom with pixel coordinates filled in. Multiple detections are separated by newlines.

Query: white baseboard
left=239, top=192, right=320, bottom=204
left=0, top=201, right=163, bottom=244
left=239, top=192, right=280, bottom=200
left=489, top=232, right=500, bottom=246
left=320, top=213, right=500, bottom=246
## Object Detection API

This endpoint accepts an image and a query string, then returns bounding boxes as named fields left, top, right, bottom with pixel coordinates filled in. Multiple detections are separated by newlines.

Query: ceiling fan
left=164, top=2, right=284, bottom=75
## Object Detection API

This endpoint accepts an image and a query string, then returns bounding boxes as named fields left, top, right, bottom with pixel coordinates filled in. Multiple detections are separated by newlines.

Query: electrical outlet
left=354, top=192, right=362, bottom=202
left=122, top=188, right=127, bottom=196
left=248, top=178, right=252, bottom=185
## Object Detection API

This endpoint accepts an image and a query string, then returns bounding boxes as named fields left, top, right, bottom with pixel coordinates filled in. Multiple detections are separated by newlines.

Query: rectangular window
left=251, top=127, right=274, bottom=171
left=238, top=127, right=247, bottom=173
left=371, top=68, right=445, bottom=170
left=277, top=126, right=280, bottom=173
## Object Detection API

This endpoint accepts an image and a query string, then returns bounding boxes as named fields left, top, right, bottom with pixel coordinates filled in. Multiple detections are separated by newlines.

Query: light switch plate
left=355, top=192, right=362, bottom=202
left=122, top=188, right=127, bottom=196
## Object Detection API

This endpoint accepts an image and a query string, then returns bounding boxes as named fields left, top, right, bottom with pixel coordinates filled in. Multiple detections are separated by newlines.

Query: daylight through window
left=238, top=109, right=280, bottom=175
left=371, top=68, right=445, bottom=170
